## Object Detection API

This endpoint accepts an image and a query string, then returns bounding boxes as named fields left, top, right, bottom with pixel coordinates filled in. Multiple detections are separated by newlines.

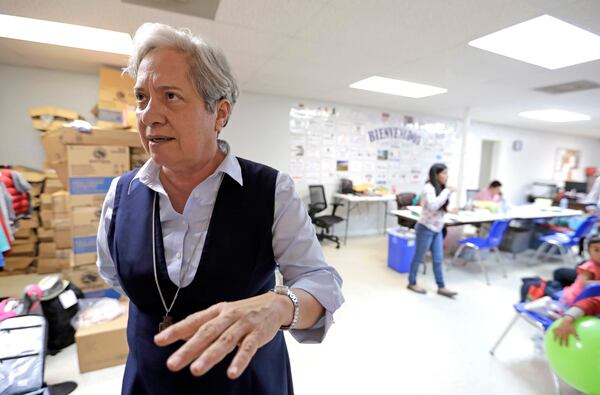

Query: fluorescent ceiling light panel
left=350, top=76, right=447, bottom=98
left=469, top=15, right=600, bottom=70
left=0, top=14, right=132, bottom=55
left=519, top=109, right=591, bottom=123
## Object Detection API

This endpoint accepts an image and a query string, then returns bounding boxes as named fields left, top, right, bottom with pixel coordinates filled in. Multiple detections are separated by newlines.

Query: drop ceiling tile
left=216, top=0, right=328, bottom=36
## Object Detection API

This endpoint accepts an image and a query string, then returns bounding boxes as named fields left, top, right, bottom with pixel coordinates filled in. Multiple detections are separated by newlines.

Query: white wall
left=2, top=64, right=600, bottom=237
left=464, top=122, right=600, bottom=205
left=224, top=93, right=393, bottom=237
left=0, top=64, right=99, bottom=169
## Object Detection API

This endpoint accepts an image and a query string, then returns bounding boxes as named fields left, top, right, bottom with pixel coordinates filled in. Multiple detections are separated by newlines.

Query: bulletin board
left=289, top=104, right=459, bottom=193
left=553, top=148, right=580, bottom=182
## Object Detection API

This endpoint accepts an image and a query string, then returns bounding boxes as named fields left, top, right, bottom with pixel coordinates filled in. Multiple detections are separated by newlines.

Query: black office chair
left=396, top=192, right=417, bottom=227
left=308, top=185, right=344, bottom=248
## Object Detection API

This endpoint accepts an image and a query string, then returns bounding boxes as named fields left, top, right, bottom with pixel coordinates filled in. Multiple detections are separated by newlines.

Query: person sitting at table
left=475, top=180, right=503, bottom=202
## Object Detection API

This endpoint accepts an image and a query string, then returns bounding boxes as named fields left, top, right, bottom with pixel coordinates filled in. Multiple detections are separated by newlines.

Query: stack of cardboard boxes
left=0, top=66, right=143, bottom=374
left=4, top=65, right=146, bottom=287
left=41, top=126, right=146, bottom=292
left=37, top=173, right=74, bottom=275
left=3, top=215, right=38, bottom=275
left=36, top=169, right=71, bottom=274
left=29, top=106, right=84, bottom=132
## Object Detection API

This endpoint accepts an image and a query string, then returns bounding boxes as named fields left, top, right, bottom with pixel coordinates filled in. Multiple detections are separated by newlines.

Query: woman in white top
left=407, top=163, right=458, bottom=297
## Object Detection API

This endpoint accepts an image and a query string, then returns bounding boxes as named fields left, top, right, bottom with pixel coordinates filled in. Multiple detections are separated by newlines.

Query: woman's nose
left=138, top=97, right=166, bottom=127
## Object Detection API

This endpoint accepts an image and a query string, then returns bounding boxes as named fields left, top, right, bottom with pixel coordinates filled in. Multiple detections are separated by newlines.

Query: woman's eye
left=166, top=92, right=179, bottom=101
left=135, top=93, right=145, bottom=101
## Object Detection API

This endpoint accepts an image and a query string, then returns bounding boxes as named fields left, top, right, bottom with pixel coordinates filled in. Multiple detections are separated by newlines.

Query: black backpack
left=40, top=283, right=84, bottom=355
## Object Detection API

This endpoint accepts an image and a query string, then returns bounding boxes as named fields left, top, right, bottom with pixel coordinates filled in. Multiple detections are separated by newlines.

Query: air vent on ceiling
left=121, top=0, right=220, bottom=20
left=534, top=80, right=600, bottom=94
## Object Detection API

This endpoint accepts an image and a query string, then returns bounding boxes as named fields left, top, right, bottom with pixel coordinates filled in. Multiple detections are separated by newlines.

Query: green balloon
left=544, top=317, right=600, bottom=395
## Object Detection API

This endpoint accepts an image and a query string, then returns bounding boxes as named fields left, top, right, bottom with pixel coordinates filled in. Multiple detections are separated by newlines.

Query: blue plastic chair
left=490, top=284, right=600, bottom=395
left=451, top=219, right=511, bottom=285
left=532, top=215, right=597, bottom=265
left=491, top=284, right=600, bottom=351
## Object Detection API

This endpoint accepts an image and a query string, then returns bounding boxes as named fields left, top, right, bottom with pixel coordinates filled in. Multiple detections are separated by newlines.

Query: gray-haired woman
left=96, top=23, right=344, bottom=395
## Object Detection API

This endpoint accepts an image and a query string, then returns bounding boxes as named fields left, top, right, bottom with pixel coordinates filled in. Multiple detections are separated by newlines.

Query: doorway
left=478, top=140, right=500, bottom=189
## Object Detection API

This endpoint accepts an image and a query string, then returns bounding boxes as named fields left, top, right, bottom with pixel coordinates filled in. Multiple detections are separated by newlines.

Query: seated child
left=523, top=235, right=600, bottom=318
left=561, top=235, right=600, bottom=305
left=552, top=296, right=600, bottom=347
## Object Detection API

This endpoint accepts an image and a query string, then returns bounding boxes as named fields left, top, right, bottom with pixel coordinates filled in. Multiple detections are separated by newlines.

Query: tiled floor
left=5, top=236, right=584, bottom=394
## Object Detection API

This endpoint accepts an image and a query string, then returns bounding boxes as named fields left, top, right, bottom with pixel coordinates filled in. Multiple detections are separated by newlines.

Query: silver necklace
left=152, top=192, right=187, bottom=333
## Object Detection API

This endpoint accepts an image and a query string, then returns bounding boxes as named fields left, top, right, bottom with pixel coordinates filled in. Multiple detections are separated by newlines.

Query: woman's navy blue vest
left=107, top=157, right=294, bottom=394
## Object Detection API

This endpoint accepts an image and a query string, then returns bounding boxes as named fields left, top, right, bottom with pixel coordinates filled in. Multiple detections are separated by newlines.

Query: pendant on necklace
left=159, top=315, right=173, bottom=333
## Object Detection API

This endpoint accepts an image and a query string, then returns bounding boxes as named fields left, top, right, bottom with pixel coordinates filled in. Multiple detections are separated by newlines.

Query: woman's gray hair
left=125, top=23, right=239, bottom=115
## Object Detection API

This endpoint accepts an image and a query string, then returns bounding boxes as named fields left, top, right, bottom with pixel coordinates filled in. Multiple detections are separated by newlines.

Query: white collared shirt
left=96, top=141, right=344, bottom=342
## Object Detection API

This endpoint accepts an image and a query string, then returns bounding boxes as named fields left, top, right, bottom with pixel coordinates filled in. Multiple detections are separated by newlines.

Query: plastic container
left=387, top=227, right=416, bottom=273
left=559, top=198, right=568, bottom=209
left=500, top=226, right=533, bottom=257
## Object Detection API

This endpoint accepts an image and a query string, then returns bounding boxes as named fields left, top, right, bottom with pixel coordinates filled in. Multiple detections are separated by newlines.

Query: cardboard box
left=31, top=197, right=41, bottom=209
left=99, top=66, right=136, bottom=106
left=66, top=145, right=129, bottom=206
left=64, top=264, right=105, bottom=292
left=51, top=191, right=71, bottom=213
left=44, top=178, right=65, bottom=194
left=53, top=211, right=71, bottom=225
left=72, top=251, right=97, bottom=267
left=67, top=145, right=129, bottom=178
left=95, top=107, right=137, bottom=130
left=72, top=206, right=101, bottom=237
left=18, top=213, right=40, bottom=229
left=45, top=127, right=140, bottom=149
left=38, top=227, right=54, bottom=242
left=9, top=243, right=37, bottom=256
left=3, top=257, right=35, bottom=272
left=56, top=248, right=73, bottom=260
left=39, top=242, right=57, bottom=258
left=13, top=167, right=46, bottom=184
left=14, top=228, right=34, bottom=239
left=72, top=234, right=97, bottom=266
left=130, top=147, right=149, bottom=169
left=54, top=224, right=72, bottom=249
left=41, top=193, right=53, bottom=210
left=12, top=234, right=38, bottom=245
left=70, top=194, right=106, bottom=209
left=30, top=182, right=44, bottom=197
left=41, top=127, right=139, bottom=187
left=39, top=208, right=53, bottom=228
left=37, top=258, right=71, bottom=274
left=97, top=66, right=136, bottom=128
left=71, top=206, right=101, bottom=266
left=75, top=306, right=129, bottom=373
left=29, top=106, right=82, bottom=132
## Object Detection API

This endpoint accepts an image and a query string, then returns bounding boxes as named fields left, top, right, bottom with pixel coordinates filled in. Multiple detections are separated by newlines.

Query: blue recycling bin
left=387, top=227, right=416, bottom=273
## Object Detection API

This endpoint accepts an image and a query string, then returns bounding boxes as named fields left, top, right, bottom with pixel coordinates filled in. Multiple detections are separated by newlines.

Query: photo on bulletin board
left=554, top=148, right=580, bottom=181
left=377, top=149, right=389, bottom=160
left=336, top=160, right=349, bottom=171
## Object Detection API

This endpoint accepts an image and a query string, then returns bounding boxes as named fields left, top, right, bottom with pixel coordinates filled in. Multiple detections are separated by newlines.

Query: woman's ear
left=215, top=99, right=232, bottom=131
